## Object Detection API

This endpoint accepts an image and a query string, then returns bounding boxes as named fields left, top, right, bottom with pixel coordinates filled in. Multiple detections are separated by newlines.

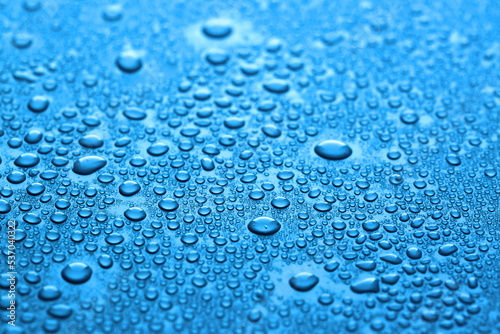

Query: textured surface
left=1, top=0, right=500, bottom=333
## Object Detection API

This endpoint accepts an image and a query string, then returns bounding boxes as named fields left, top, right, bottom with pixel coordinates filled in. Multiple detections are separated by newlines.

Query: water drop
left=289, top=273, right=319, bottom=292
left=248, top=217, right=281, bottom=236
left=72, top=156, right=107, bottom=175
left=61, top=262, right=93, bottom=284
left=314, top=140, right=353, bottom=160
left=116, top=51, right=143, bottom=73
left=202, top=21, right=232, bottom=39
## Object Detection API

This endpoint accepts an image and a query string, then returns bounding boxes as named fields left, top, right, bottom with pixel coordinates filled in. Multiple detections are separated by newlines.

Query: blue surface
left=0, top=0, right=500, bottom=333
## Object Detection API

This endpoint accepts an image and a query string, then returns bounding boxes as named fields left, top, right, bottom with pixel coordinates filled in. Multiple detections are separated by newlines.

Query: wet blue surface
left=0, top=0, right=500, bottom=333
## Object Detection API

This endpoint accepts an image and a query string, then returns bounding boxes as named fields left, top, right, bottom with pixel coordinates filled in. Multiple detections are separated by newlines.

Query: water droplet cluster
left=0, top=1, right=499, bottom=333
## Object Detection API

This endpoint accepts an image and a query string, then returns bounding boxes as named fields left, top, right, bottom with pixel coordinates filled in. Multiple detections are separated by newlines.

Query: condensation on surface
left=0, top=1, right=500, bottom=333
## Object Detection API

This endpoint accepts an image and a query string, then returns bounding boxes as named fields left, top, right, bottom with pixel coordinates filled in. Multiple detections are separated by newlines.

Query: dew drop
left=61, top=262, right=93, bottom=284
left=247, top=217, right=281, bottom=236
left=72, top=156, right=107, bottom=175
left=202, top=21, right=232, bottom=39
left=27, top=96, right=50, bottom=113
left=314, top=140, right=353, bottom=160
left=289, top=272, right=319, bottom=292
left=116, top=51, right=143, bottom=73
left=14, top=153, right=40, bottom=168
